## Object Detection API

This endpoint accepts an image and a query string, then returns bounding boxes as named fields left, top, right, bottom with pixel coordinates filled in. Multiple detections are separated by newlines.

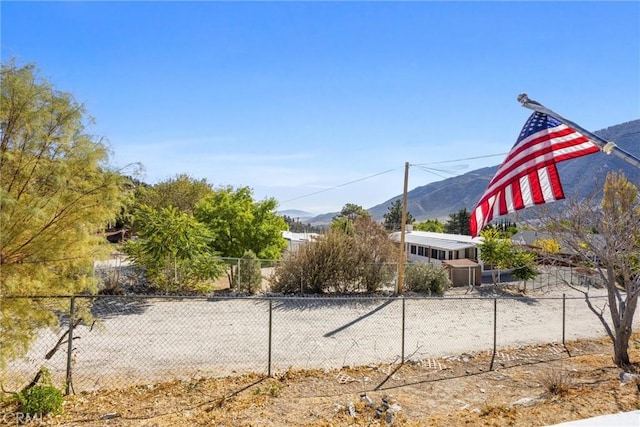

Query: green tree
left=493, top=219, right=519, bottom=237
left=541, top=172, right=639, bottom=368
left=382, top=199, right=415, bottom=231
left=444, top=208, right=471, bottom=235
left=195, top=186, right=288, bottom=286
left=479, top=229, right=538, bottom=289
left=135, top=173, right=213, bottom=214
left=281, top=215, right=322, bottom=233
left=533, top=237, right=561, bottom=255
left=123, top=206, right=224, bottom=294
left=331, top=203, right=370, bottom=234
left=509, top=249, right=538, bottom=291
left=478, top=228, right=515, bottom=285
left=1, top=62, right=126, bottom=366
left=414, top=219, right=445, bottom=233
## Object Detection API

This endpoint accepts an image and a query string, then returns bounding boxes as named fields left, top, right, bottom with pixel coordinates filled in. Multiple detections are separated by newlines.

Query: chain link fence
left=91, top=253, right=607, bottom=294
left=4, top=287, right=635, bottom=394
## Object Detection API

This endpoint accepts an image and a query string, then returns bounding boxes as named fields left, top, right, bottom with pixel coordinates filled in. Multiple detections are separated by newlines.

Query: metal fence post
left=268, top=299, right=273, bottom=377
left=562, top=293, right=571, bottom=356
left=489, top=298, right=497, bottom=371
left=65, top=296, right=75, bottom=395
left=401, top=297, right=406, bottom=364
left=562, top=293, right=566, bottom=346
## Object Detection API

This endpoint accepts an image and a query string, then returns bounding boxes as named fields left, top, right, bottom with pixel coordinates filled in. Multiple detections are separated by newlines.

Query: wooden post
left=397, top=162, right=409, bottom=294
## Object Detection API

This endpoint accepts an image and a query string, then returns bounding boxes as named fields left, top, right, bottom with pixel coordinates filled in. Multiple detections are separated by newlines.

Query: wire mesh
left=2, top=297, right=71, bottom=392
left=270, top=297, right=403, bottom=373
left=3, top=290, right=640, bottom=394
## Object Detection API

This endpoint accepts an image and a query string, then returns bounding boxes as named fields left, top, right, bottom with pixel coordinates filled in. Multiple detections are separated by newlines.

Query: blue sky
left=2, top=1, right=639, bottom=215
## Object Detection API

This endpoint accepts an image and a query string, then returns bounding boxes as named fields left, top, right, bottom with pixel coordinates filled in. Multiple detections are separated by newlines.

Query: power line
left=280, top=168, right=396, bottom=204
left=412, top=152, right=509, bottom=166
left=281, top=152, right=509, bottom=205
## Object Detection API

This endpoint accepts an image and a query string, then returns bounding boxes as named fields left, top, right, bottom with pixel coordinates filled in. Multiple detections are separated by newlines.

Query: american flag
left=470, top=112, right=600, bottom=237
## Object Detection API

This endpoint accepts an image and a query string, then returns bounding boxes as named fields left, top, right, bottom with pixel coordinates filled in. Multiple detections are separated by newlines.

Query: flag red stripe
left=512, top=180, right=524, bottom=212
left=547, top=163, right=565, bottom=199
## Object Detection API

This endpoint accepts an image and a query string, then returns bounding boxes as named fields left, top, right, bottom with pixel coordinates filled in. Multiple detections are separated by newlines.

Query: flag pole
left=517, top=93, right=640, bottom=170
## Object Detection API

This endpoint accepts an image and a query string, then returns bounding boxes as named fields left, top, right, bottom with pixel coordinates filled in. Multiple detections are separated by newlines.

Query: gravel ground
left=5, top=279, right=638, bottom=393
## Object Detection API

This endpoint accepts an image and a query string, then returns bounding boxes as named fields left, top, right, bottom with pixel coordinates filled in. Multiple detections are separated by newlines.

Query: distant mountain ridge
left=278, top=209, right=315, bottom=220
left=306, top=119, right=640, bottom=225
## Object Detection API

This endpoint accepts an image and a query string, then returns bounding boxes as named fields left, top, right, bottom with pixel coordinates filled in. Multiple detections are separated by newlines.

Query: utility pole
left=397, top=162, right=409, bottom=294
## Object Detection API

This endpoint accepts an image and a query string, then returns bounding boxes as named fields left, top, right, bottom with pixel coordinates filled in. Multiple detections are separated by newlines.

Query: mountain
left=278, top=209, right=315, bottom=220
left=307, top=119, right=640, bottom=225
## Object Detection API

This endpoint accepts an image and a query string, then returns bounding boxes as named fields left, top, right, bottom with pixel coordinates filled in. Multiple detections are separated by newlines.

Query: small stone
left=385, top=409, right=397, bottom=425
left=619, top=372, right=639, bottom=384
left=389, top=403, right=402, bottom=412
left=101, top=413, right=118, bottom=420
left=511, top=396, right=538, bottom=407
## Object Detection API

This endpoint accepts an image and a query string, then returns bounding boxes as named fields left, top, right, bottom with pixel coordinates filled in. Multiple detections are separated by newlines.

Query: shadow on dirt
left=87, top=296, right=152, bottom=319
left=271, top=295, right=399, bottom=312
left=472, top=285, right=541, bottom=305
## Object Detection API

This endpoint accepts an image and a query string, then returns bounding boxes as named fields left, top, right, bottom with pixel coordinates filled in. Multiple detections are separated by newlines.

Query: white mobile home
left=390, top=230, right=484, bottom=286
left=281, top=231, right=319, bottom=253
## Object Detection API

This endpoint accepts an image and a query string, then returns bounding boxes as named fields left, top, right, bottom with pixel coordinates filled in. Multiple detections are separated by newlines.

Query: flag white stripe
left=505, top=183, right=514, bottom=212
left=474, top=208, right=484, bottom=233
left=520, top=176, right=533, bottom=207
left=538, top=167, right=554, bottom=202
left=492, top=191, right=502, bottom=219
left=487, top=195, right=497, bottom=222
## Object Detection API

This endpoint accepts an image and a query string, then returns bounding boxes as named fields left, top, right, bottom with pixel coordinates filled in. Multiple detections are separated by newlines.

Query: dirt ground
left=2, top=334, right=639, bottom=426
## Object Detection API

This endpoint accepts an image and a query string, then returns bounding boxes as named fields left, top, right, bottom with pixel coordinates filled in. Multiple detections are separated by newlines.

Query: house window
left=418, top=246, right=425, bottom=256
left=465, top=247, right=477, bottom=260
left=438, top=250, right=446, bottom=260
left=410, top=245, right=416, bottom=255
left=431, top=248, right=438, bottom=259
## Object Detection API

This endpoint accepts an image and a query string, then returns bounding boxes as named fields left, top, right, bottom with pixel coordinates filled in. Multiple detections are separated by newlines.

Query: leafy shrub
left=403, top=262, right=451, bottom=295
left=18, top=385, right=63, bottom=416
left=17, top=368, right=63, bottom=416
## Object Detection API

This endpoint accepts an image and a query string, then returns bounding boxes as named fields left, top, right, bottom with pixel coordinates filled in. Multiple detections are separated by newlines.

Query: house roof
left=390, top=231, right=482, bottom=251
left=281, top=231, right=319, bottom=242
